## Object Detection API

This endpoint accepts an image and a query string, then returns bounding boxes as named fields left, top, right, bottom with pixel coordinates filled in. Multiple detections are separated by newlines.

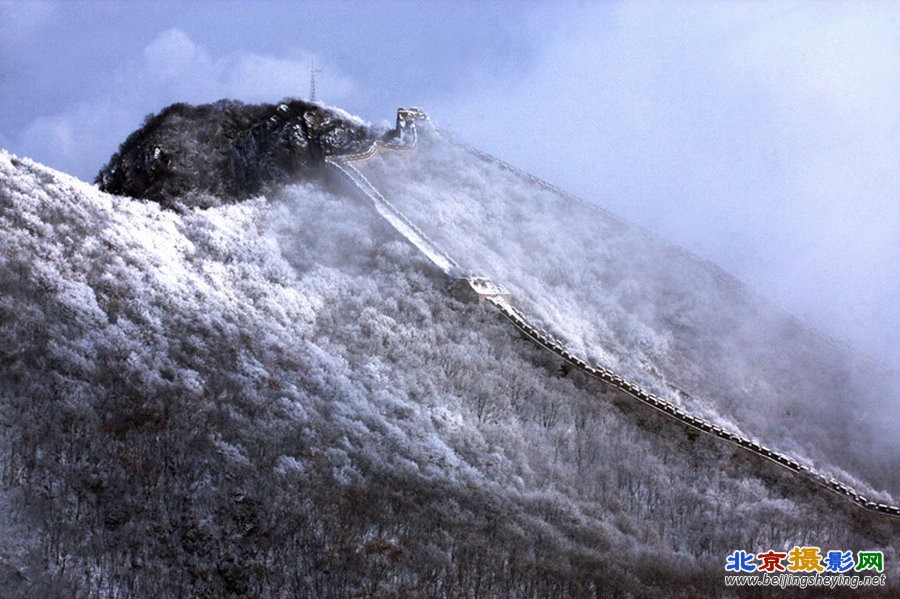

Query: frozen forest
left=0, top=99, right=897, bottom=597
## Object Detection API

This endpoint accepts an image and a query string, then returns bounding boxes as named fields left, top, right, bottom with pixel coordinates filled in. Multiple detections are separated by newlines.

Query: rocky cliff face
left=96, top=99, right=381, bottom=208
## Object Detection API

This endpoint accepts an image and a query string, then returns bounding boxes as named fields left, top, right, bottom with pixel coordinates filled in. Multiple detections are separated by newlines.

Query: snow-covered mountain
left=0, top=101, right=897, bottom=597
left=358, top=130, right=900, bottom=496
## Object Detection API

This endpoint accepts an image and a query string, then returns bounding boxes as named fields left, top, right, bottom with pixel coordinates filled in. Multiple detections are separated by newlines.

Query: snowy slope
left=355, top=132, right=899, bottom=497
left=0, top=148, right=897, bottom=597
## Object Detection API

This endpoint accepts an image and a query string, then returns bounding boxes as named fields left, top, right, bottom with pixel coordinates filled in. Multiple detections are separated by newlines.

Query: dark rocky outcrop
left=96, top=99, right=381, bottom=208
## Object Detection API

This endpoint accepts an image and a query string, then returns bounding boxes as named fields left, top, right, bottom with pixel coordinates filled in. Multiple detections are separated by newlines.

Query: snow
left=316, top=101, right=372, bottom=129
left=468, top=276, right=510, bottom=297
left=354, top=135, right=899, bottom=495
left=331, top=158, right=456, bottom=273
left=0, top=141, right=897, bottom=595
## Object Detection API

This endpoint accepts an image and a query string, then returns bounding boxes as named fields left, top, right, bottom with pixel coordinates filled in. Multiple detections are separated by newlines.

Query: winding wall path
left=326, top=118, right=900, bottom=519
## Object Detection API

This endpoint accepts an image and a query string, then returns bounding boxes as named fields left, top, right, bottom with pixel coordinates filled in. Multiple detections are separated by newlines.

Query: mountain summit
left=96, top=99, right=379, bottom=208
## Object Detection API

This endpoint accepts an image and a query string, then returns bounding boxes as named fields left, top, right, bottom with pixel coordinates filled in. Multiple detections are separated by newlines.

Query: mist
left=2, top=2, right=899, bottom=587
left=354, top=131, right=900, bottom=493
left=3, top=144, right=897, bottom=595
left=429, top=2, right=900, bottom=375
left=1, top=1, right=896, bottom=378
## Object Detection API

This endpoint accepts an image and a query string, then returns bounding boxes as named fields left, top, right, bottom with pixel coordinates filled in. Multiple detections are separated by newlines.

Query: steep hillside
left=356, top=131, right=900, bottom=498
left=0, top=118, right=897, bottom=597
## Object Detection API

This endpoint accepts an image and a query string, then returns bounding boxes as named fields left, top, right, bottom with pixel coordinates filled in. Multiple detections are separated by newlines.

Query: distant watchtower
left=395, top=107, right=428, bottom=142
left=310, top=65, right=321, bottom=102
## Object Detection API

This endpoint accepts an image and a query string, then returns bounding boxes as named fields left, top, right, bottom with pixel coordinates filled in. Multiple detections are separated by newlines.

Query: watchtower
left=395, top=107, right=428, bottom=142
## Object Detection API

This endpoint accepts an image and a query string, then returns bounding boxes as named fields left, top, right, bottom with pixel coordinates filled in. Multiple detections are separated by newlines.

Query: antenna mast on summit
left=309, top=63, right=321, bottom=102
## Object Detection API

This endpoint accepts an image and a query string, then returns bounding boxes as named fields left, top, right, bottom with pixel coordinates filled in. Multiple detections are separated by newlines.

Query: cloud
left=143, top=28, right=205, bottom=81
left=19, top=98, right=135, bottom=179
left=7, top=5, right=897, bottom=377
left=15, top=28, right=356, bottom=180
left=431, top=1, right=900, bottom=369
left=21, top=115, right=75, bottom=164
left=138, top=28, right=354, bottom=104
left=0, top=0, right=54, bottom=51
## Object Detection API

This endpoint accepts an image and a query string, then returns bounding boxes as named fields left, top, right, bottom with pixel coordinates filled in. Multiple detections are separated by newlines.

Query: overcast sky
left=1, top=0, right=897, bottom=371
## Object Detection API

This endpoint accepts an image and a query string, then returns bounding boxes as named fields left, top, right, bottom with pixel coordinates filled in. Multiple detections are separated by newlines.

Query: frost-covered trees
left=95, top=100, right=379, bottom=208
left=359, top=135, right=900, bottom=498
left=1, top=148, right=897, bottom=598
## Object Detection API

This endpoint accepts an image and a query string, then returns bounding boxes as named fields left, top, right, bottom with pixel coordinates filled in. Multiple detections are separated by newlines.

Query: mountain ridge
left=0, top=98, right=897, bottom=596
